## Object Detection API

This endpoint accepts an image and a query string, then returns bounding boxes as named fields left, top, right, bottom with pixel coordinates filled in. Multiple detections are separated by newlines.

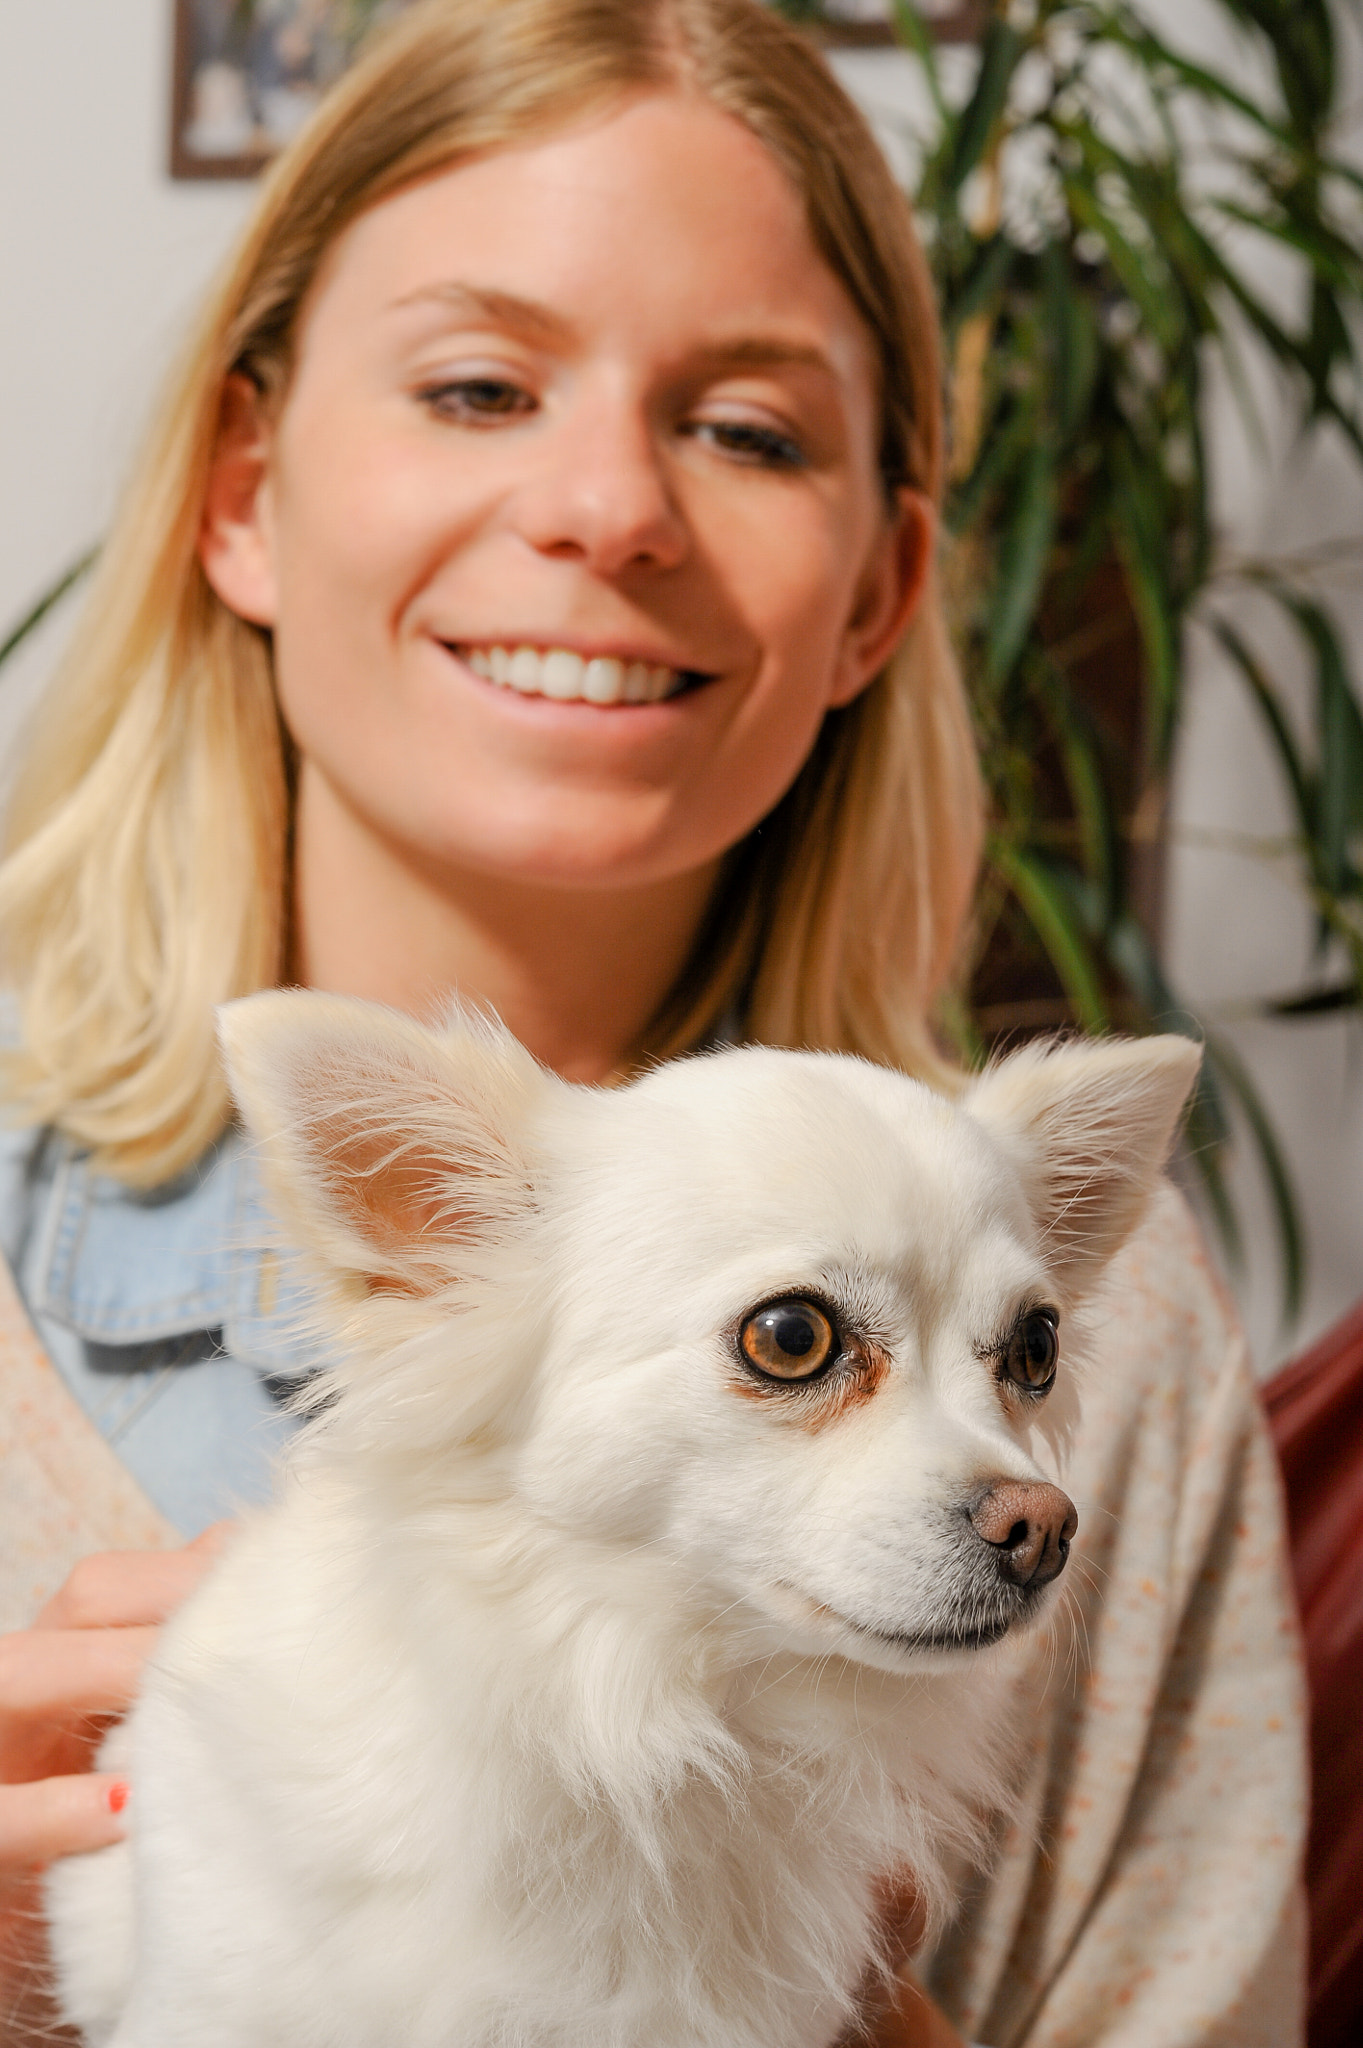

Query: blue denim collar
left=27, top=1126, right=322, bottom=1379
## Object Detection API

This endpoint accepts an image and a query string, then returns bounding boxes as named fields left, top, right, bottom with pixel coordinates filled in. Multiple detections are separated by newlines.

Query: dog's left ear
left=965, top=1035, right=1201, bottom=1295
left=218, top=992, right=550, bottom=1297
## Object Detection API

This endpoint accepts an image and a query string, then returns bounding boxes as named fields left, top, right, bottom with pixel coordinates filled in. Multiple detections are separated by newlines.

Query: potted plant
left=774, top=0, right=1363, bottom=1316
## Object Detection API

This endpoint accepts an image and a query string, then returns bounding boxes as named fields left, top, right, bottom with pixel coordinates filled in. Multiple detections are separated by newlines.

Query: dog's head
left=221, top=996, right=1198, bottom=1674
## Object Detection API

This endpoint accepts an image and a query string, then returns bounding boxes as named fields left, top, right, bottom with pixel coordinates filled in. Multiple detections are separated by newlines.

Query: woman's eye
left=740, top=1298, right=836, bottom=1381
left=1001, top=1309, right=1060, bottom=1394
left=418, top=378, right=535, bottom=424
left=690, top=419, right=806, bottom=469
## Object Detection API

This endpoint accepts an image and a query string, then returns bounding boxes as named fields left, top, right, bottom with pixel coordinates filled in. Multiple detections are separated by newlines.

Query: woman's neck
left=289, top=766, right=719, bottom=1082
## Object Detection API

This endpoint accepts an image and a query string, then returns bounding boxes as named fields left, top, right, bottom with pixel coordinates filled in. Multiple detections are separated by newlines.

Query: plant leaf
left=1213, top=199, right=1363, bottom=297
left=1062, top=173, right=1181, bottom=356
left=1101, top=15, right=1293, bottom=145
left=1182, top=1071, right=1243, bottom=1268
left=945, top=19, right=1025, bottom=196
left=1211, top=617, right=1316, bottom=843
left=1036, top=661, right=1120, bottom=920
left=988, top=840, right=1109, bottom=1033
left=1110, top=443, right=1179, bottom=759
left=1265, top=978, right=1362, bottom=1015
left=1041, top=241, right=1100, bottom=444
left=890, top=0, right=948, bottom=127
left=1286, top=597, right=1363, bottom=893
left=985, top=437, right=1057, bottom=685
left=1203, top=1029, right=1306, bottom=1327
left=0, top=550, right=97, bottom=670
left=947, top=232, right=1016, bottom=334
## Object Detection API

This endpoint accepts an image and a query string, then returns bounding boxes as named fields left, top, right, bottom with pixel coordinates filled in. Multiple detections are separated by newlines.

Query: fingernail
left=107, top=1780, right=130, bottom=1816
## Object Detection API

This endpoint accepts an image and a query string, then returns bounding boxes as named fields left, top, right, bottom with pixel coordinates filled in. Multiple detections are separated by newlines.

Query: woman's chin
left=431, top=825, right=722, bottom=900
left=341, top=789, right=714, bottom=902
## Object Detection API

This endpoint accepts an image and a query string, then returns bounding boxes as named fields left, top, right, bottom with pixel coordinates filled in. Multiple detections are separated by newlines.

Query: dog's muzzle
left=818, top=1479, right=1081, bottom=1654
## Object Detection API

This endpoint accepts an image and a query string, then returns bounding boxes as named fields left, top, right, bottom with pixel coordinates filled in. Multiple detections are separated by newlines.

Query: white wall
left=3, top=2, right=1360, bottom=1373
left=0, top=0, right=253, bottom=735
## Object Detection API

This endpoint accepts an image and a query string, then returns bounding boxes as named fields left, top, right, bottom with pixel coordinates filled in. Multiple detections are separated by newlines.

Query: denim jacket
left=0, top=1119, right=318, bottom=1538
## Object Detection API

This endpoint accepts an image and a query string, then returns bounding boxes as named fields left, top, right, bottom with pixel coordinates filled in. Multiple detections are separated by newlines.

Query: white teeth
left=540, top=649, right=584, bottom=699
left=459, top=644, right=681, bottom=705
left=508, top=647, right=542, bottom=691
left=583, top=656, right=624, bottom=703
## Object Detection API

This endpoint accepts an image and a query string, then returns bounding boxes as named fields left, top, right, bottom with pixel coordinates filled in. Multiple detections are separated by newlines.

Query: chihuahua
left=47, top=996, right=1198, bottom=2047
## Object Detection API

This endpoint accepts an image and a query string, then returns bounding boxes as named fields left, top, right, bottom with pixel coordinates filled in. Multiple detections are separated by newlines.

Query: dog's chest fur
left=55, top=1489, right=1015, bottom=2048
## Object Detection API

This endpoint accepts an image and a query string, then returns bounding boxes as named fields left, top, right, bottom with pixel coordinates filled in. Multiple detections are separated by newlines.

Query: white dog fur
left=46, top=998, right=1199, bottom=2047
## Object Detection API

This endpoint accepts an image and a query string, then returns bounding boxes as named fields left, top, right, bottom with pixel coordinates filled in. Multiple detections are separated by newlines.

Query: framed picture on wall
left=169, top=0, right=410, bottom=178
left=168, top=0, right=985, bottom=180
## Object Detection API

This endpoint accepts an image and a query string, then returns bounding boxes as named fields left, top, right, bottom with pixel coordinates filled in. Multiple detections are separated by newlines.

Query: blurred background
left=2, top=0, right=1360, bottom=1374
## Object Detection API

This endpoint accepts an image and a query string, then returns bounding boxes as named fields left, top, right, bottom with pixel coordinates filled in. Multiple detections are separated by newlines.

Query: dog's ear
left=218, top=992, right=548, bottom=1296
left=965, top=1035, right=1201, bottom=1295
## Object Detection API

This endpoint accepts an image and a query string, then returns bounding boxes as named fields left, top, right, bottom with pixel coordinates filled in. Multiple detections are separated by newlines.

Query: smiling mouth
left=453, top=643, right=715, bottom=707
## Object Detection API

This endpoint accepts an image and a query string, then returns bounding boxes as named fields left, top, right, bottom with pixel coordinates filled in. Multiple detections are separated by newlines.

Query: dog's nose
left=968, top=1480, right=1078, bottom=1589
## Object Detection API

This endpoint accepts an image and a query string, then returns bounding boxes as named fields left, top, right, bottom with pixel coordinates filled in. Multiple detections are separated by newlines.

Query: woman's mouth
left=454, top=644, right=712, bottom=706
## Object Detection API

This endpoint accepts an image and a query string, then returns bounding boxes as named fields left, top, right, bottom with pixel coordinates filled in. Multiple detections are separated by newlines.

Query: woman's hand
left=845, top=1968, right=969, bottom=2048
left=838, top=1876, right=969, bottom=2048
left=0, top=1526, right=230, bottom=1871
left=0, top=1527, right=231, bottom=2041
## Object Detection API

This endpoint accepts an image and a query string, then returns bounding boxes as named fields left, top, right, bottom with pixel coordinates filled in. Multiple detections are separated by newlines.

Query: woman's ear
left=198, top=372, right=280, bottom=627
left=827, top=488, right=935, bottom=709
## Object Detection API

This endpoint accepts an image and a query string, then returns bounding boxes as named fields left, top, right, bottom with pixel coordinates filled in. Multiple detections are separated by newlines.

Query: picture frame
left=169, top=0, right=408, bottom=179
left=167, top=0, right=984, bottom=181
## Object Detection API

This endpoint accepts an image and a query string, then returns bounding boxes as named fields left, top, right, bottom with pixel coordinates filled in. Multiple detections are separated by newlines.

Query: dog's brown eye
left=1003, top=1309, right=1059, bottom=1393
left=740, top=1299, right=835, bottom=1381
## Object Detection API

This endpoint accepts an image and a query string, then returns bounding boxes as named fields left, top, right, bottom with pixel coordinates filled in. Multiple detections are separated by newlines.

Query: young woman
left=0, top=2, right=1307, bottom=2042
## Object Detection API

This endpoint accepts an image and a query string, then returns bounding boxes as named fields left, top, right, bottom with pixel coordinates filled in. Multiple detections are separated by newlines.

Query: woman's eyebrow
left=385, top=280, right=576, bottom=346
left=688, top=336, right=839, bottom=379
left=384, top=284, right=841, bottom=381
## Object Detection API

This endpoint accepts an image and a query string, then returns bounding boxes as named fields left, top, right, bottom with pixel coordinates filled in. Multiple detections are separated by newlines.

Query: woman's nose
left=509, top=390, right=688, bottom=576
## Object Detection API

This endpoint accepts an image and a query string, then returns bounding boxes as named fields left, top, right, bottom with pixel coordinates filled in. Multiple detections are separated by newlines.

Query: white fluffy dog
left=47, top=996, right=1199, bottom=2047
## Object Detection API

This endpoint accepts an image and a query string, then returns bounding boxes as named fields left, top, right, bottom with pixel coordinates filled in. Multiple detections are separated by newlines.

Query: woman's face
left=202, top=92, right=929, bottom=898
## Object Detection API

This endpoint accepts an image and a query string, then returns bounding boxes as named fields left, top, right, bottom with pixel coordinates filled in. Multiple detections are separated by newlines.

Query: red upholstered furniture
left=1266, top=1296, right=1363, bottom=2048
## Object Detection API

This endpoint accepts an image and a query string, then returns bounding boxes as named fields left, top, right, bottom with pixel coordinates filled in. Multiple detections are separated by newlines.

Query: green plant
left=773, top=0, right=1363, bottom=1318
left=0, top=550, right=97, bottom=669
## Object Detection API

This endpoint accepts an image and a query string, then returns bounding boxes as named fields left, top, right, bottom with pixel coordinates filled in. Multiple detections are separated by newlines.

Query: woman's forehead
left=297, top=92, right=879, bottom=392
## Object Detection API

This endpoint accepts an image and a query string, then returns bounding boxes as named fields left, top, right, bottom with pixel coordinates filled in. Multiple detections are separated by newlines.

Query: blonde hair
left=0, top=0, right=984, bottom=1186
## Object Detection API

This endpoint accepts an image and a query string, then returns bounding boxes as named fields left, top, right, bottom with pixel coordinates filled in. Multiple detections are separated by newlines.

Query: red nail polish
left=107, top=1780, right=130, bottom=1816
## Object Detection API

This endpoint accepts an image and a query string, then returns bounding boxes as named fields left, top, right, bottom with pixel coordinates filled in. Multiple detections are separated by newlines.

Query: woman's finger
left=848, top=1968, right=969, bottom=2048
left=0, top=1628, right=159, bottom=1745
left=33, top=1525, right=234, bottom=1634
left=0, top=1774, right=129, bottom=1872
